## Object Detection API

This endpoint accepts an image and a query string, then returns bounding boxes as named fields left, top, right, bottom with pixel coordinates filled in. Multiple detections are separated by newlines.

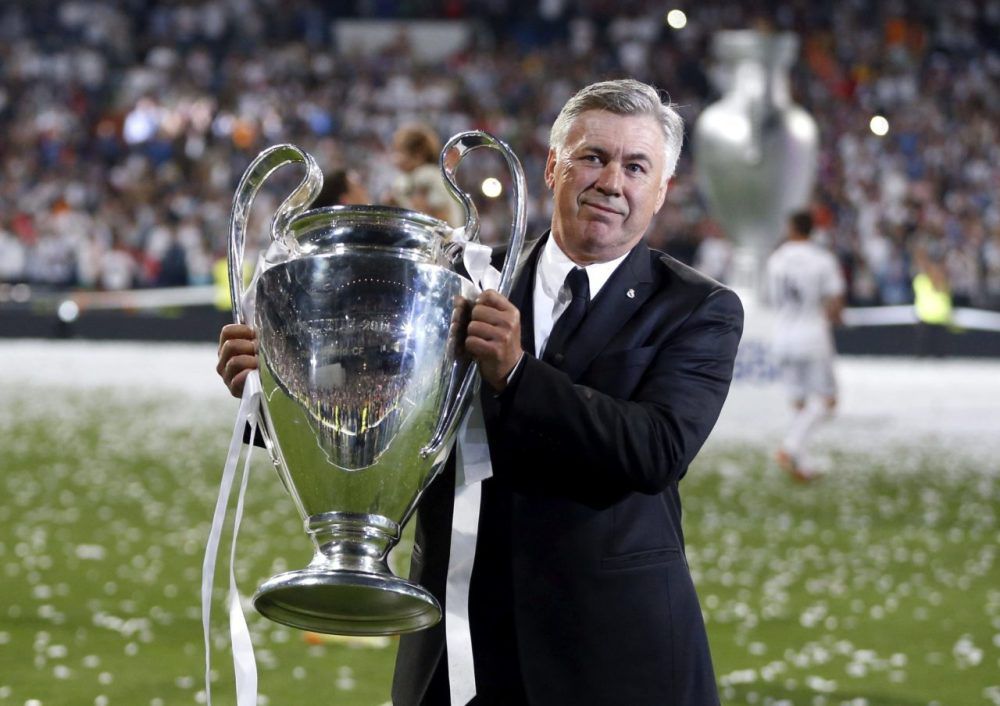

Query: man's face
left=545, top=110, right=669, bottom=265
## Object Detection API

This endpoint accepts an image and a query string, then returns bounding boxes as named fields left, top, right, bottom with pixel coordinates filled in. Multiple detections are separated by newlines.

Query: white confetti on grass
left=953, top=634, right=984, bottom=668
left=336, top=665, right=356, bottom=691
left=1, top=341, right=997, bottom=705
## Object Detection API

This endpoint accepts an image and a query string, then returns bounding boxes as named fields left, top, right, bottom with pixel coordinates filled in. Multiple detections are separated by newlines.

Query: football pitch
left=0, top=342, right=998, bottom=706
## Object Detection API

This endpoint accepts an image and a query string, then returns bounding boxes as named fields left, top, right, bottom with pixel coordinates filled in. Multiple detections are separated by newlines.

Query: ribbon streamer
left=460, top=238, right=501, bottom=293
left=443, top=233, right=501, bottom=704
left=446, top=400, right=491, bottom=706
left=202, top=371, right=263, bottom=706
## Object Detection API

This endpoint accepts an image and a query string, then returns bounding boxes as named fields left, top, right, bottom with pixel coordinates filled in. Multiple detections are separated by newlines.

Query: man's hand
left=465, top=290, right=523, bottom=392
left=217, top=323, right=258, bottom=398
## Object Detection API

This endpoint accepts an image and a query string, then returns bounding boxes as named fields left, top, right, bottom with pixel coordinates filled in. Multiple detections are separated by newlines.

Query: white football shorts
left=780, top=355, right=837, bottom=402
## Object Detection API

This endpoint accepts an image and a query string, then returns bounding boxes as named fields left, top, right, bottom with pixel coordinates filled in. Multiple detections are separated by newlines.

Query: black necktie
left=544, top=267, right=589, bottom=365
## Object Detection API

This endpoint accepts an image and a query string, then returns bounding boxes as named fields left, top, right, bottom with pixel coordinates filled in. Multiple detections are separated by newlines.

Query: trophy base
left=253, top=568, right=441, bottom=636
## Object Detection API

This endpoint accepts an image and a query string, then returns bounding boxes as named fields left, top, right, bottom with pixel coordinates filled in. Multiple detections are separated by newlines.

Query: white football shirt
left=765, top=239, right=845, bottom=358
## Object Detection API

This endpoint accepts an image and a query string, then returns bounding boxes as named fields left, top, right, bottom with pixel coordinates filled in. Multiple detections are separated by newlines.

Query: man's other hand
left=465, top=290, right=523, bottom=392
left=217, top=323, right=258, bottom=398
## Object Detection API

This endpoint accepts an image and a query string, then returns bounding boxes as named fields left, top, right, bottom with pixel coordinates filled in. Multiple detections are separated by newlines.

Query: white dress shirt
left=533, top=234, right=628, bottom=357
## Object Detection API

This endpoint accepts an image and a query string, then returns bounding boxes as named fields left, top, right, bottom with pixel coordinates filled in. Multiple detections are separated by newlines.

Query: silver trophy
left=228, top=132, right=526, bottom=635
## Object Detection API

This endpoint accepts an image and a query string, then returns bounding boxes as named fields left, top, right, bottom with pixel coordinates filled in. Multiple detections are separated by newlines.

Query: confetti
left=1, top=341, right=997, bottom=704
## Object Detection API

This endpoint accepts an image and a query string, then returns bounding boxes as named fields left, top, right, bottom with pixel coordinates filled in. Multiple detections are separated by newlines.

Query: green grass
left=0, top=387, right=997, bottom=705
left=684, top=446, right=1000, bottom=705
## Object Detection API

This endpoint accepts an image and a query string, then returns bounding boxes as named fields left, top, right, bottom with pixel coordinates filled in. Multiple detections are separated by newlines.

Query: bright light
left=57, top=300, right=80, bottom=323
left=666, top=9, right=687, bottom=29
left=481, top=177, right=503, bottom=199
left=869, top=115, right=890, bottom=136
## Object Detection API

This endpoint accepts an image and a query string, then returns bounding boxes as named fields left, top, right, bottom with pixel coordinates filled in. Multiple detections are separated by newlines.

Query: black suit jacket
left=393, top=233, right=744, bottom=705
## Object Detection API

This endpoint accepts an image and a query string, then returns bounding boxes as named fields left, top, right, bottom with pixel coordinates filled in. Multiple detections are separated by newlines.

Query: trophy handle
left=438, top=131, right=528, bottom=297
left=421, top=131, right=528, bottom=458
left=228, top=144, right=323, bottom=324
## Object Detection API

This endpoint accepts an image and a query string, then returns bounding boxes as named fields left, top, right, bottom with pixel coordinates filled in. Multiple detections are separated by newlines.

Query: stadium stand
left=0, top=0, right=998, bottom=313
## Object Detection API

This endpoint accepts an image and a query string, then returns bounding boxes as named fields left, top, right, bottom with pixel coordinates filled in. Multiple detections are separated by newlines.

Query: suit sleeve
left=493, top=288, right=743, bottom=496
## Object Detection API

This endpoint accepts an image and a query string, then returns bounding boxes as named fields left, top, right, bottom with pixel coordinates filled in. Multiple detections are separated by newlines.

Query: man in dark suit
left=219, top=79, right=743, bottom=705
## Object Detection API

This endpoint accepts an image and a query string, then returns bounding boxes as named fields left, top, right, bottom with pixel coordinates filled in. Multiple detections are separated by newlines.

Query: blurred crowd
left=1, top=0, right=998, bottom=309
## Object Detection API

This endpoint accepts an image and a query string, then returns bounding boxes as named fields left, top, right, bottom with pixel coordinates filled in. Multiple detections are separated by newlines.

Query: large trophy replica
left=693, top=30, right=820, bottom=379
left=228, top=132, right=526, bottom=635
left=693, top=30, right=819, bottom=288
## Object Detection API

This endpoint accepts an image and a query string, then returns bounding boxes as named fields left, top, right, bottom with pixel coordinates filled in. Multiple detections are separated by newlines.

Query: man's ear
left=543, top=148, right=557, bottom=190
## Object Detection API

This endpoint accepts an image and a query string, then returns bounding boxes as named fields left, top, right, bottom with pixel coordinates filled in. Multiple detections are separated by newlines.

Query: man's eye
left=580, top=154, right=601, bottom=163
left=626, top=163, right=645, bottom=174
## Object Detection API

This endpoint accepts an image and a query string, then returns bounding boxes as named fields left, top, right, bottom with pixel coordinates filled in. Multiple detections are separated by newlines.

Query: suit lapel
left=507, top=232, right=547, bottom=356
left=560, top=241, right=656, bottom=381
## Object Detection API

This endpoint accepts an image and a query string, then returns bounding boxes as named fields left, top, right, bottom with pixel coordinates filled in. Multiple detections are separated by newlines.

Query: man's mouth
left=580, top=200, right=621, bottom=216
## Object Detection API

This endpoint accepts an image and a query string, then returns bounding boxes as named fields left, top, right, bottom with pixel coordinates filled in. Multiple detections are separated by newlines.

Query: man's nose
left=594, top=161, right=623, bottom=195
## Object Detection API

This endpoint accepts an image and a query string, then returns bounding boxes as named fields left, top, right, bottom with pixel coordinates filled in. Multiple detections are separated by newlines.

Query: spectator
left=387, top=123, right=465, bottom=227
left=0, top=223, right=26, bottom=283
left=913, top=244, right=953, bottom=357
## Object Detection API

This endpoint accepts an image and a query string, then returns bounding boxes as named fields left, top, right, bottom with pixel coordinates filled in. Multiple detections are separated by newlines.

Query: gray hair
left=549, top=79, right=684, bottom=182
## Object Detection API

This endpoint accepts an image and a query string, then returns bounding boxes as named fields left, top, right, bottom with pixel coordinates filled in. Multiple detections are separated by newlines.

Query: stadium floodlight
left=481, top=177, right=503, bottom=198
left=666, top=10, right=687, bottom=29
left=869, top=115, right=890, bottom=136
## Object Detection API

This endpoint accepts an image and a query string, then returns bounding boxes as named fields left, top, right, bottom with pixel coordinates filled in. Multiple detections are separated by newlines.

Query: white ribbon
left=445, top=397, right=494, bottom=706
left=442, top=233, right=502, bottom=705
left=461, top=239, right=501, bottom=293
left=203, top=371, right=263, bottom=706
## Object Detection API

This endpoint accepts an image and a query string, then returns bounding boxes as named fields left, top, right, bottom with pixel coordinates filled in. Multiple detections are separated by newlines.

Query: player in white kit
left=765, top=210, right=846, bottom=481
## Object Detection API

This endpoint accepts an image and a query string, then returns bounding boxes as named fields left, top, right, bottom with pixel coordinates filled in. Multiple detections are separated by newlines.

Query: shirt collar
left=538, top=233, right=629, bottom=301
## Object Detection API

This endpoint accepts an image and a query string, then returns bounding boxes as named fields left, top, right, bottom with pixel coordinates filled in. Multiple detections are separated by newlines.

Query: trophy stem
left=252, top=511, right=441, bottom=635
left=308, top=511, right=399, bottom=573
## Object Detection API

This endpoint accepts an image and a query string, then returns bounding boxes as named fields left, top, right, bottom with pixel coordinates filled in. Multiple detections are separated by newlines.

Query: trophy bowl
left=227, top=135, right=526, bottom=635
left=253, top=207, right=479, bottom=634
